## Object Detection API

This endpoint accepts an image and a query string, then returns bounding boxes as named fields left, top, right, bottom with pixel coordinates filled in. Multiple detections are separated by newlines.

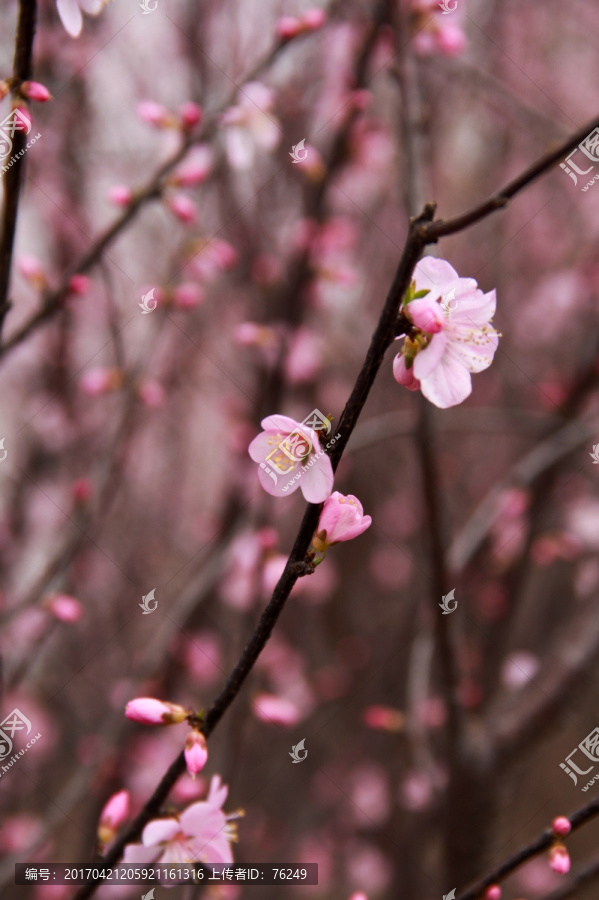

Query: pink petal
left=414, top=257, right=459, bottom=293
left=420, top=354, right=472, bottom=409
left=248, top=432, right=276, bottom=463
left=257, top=460, right=301, bottom=496
left=412, top=333, right=447, bottom=379
left=122, top=843, right=161, bottom=864
left=446, top=332, right=498, bottom=373
left=260, top=414, right=302, bottom=433
left=179, top=803, right=224, bottom=839
left=142, top=818, right=180, bottom=846
left=56, top=0, right=83, bottom=36
left=207, top=775, right=228, bottom=809
left=226, top=127, right=255, bottom=170
left=301, top=452, right=334, bottom=503
left=451, top=288, right=496, bottom=327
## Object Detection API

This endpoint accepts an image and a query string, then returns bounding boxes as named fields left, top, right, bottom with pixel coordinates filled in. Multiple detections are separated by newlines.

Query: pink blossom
left=123, top=775, right=237, bottom=865
left=221, top=82, right=281, bottom=170
left=188, top=237, right=238, bottom=281
left=170, top=147, right=213, bottom=187
left=184, top=730, right=208, bottom=777
left=484, top=887, right=501, bottom=900
left=68, top=274, right=91, bottom=295
left=549, top=843, right=570, bottom=874
left=393, top=257, right=499, bottom=409
left=137, top=100, right=173, bottom=128
left=17, top=255, right=47, bottom=289
left=252, top=693, right=301, bottom=726
left=167, top=194, right=197, bottom=224
left=248, top=414, right=334, bottom=503
left=98, top=790, right=129, bottom=846
left=172, top=283, right=205, bottom=309
left=0, top=82, right=9, bottom=102
left=349, top=894, right=369, bottom=900
left=108, top=185, right=133, bottom=206
left=312, top=492, right=371, bottom=552
left=362, top=705, right=404, bottom=732
left=21, top=81, right=51, bottom=102
left=285, top=327, right=322, bottom=384
left=72, top=478, right=93, bottom=504
left=138, top=380, right=166, bottom=408
left=179, top=101, right=203, bottom=130
left=552, top=817, right=572, bottom=837
left=303, top=8, right=327, bottom=29
left=44, top=593, right=82, bottom=623
left=80, top=367, right=122, bottom=396
left=56, top=0, right=106, bottom=37
left=125, top=697, right=189, bottom=726
left=276, top=16, right=302, bottom=39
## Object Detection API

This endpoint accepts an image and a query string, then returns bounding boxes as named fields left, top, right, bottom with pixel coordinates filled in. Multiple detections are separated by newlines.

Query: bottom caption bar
left=16, top=863, right=318, bottom=885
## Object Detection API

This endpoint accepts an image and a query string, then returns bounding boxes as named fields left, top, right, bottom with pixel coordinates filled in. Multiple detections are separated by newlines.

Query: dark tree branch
left=0, top=0, right=37, bottom=335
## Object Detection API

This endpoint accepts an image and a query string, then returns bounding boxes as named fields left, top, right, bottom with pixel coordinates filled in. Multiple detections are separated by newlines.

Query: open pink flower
left=221, top=83, right=281, bottom=170
left=312, top=492, right=372, bottom=552
left=393, top=257, right=499, bottom=409
left=123, top=775, right=238, bottom=865
left=56, top=0, right=108, bottom=37
left=248, top=414, right=334, bottom=503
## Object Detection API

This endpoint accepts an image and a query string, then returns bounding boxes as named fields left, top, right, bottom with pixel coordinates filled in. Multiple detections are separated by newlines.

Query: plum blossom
left=184, top=729, right=208, bottom=777
left=552, top=816, right=572, bottom=837
left=221, top=83, right=281, bottom=170
left=123, top=775, right=238, bottom=865
left=97, top=790, right=129, bottom=847
left=312, top=492, right=372, bottom=552
left=393, top=257, right=499, bottom=408
left=56, top=0, right=109, bottom=38
left=248, top=415, right=334, bottom=503
left=549, top=842, right=570, bottom=874
left=125, top=697, right=189, bottom=726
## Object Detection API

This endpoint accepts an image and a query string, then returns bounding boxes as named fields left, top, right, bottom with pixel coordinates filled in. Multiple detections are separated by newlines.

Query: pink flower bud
left=435, top=23, right=466, bottom=56
left=362, top=705, right=405, bottom=732
left=349, top=894, right=368, bottom=900
left=484, top=887, right=501, bottom=900
left=125, top=697, right=189, bottom=726
left=552, top=816, right=572, bottom=837
left=302, top=8, right=327, bottom=30
left=0, top=81, right=9, bottom=101
left=172, top=283, right=205, bottom=309
left=184, top=729, right=208, bottom=777
left=72, top=478, right=93, bottom=504
left=14, top=105, right=31, bottom=129
left=276, top=16, right=302, bottom=39
left=179, top=101, right=203, bottom=130
left=167, top=194, right=197, bottom=224
left=68, top=274, right=91, bottom=295
left=137, top=379, right=166, bottom=408
left=137, top=100, right=172, bottom=128
left=549, top=843, right=571, bottom=874
left=21, top=81, right=51, bottom=102
left=253, top=694, right=301, bottom=726
left=108, top=185, right=133, bottom=207
left=44, top=593, right=83, bottom=623
left=393, top=353, right=420, bottom=391
left=312, top=492, right=372, bottom=553
left=97, top=790, right=129, bottom=847
left=17, top=255, right=47, bottom=289
left=80, top=367, right=123, bottom=396
left=171, top=149, right=212, bottom=187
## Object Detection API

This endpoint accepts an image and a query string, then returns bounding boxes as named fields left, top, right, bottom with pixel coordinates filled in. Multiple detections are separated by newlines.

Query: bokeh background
left=1, top=0, right=599, bottom=898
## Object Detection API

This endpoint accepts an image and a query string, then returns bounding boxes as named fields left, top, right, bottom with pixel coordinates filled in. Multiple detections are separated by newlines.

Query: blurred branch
left=0, top=0, right=37, bottom=335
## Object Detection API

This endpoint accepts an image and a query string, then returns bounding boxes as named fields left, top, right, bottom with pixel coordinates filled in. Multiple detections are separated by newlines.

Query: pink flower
left=248, top=414, right=334, bottom=503
left=80, top=366, right=123, bottom=396
left=303, top=8, right=327, bottom=29
left=68, top=274, right=91, bottom=295
left=393, top=257, right=499, bottom=409
left=252, top=693, right=301, bottom=726
left=179, top=101, right=203, bottom=130
left=138, top=380, right=166, bottom=408
left=125, top=697, right=189, bottom=726
left=137, top=100, right=173, bottom=128
left=484, top=887, right=501, bottom=900
left=552, top=817, right=572, bottom=837
left=312, top=492, right=372, bottom=552
left=123, top=775, right=237, bottom=865
left=98, top=790, right=129, bottom=847
left=44, top=593, right=82, bottom=623
left=276, top=16, right=302, bottom=39
left=349, top=895, right=369, bottom=900
left=108, top=185, right=133, bottom=207
left=55, top=0, right=106, bottom=37
left=172, top=283, right=205, bottom=309
left=170, top=147, right=212, bottom=186
left=549, top=843, right=570, bottom=874
left=21, top=81, right=51, bottom=102
left=168, top=194, right=197, bottom=224
left=362, top=705, right=404, bottom=732
left=184, top=730, right=208, bottom=777
left=17, top=255, right=47, bottom=289
left=221, top=83, right=281, bottom=170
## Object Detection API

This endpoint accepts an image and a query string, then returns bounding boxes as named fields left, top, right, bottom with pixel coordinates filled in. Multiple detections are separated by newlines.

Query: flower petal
left=301, top=452, right=334, bottom=504
left=450, top=288, right=496, bottom=328
left=412, top=332, right=447, bottom=379
left=446, top=330, right=498, bottom=373
left=56, top=0, right=83, bottom=36
left=260, top=414, right=302, bottom=433
left=142, top=818, right=180, bottom=847
left=414, top=257, right=460, bottom=293
left=122, top=843, right=161, bottom=864
left=420, top=355, right=472, bottom=408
